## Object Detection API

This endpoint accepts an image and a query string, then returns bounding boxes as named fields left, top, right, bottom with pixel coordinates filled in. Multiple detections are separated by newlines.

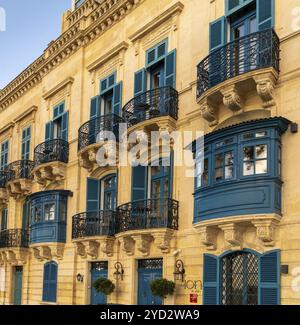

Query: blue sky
left=0, top=0, right=71, bottom=89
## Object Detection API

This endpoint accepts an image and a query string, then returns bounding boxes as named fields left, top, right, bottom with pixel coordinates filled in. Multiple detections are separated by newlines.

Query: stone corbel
left=221, top=85, right=243, bottom=112
left=100, top=237, right=115, bottom=257
left=252, top=219, right=279, bottom=247
left=86, top=241, right=100, bottom=259
left=120, top=236, right=135, bottom=256
left=0, top=188, right=8, bottom=206
left=253, top=73, right=277, bottom=108
left=219, top=223, right=244, bottom=248
left=40, top=246, right=52, bottom=260
left=133, top=234, right=153, bottom=256
left=40, top=167, right=53, bottom=182
left=79, top=155, right=93, bottom=172
left=198, top=226, right=218, bottom=251
left=199, top=98, right=218, bottom=127
left=0, top=251, right=7, bottom=263
left=88, top=148, right=98, bottom=164
left=75, top=242, right=86, bottom=258
left=51, top=164, right=67, bottom=182
left=5, top=251, right=17, bottom=264
left=52, top=245, right=64, bottom=260
left=154, top=229, right=174, bottom=254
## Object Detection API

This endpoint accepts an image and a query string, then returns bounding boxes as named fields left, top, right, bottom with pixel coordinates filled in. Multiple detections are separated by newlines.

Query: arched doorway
left=220, top=251, right=258, bottom=305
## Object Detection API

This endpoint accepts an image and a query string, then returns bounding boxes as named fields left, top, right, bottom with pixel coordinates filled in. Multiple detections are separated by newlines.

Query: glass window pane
left=215, top=168, right=223, bottom=181
left=255, top=160, right=267, bottom=174
left=215, top=154, right=223, bottom=168
left=243, top=147, right=254, bottom=161
left=256, top=145, right=267, bottom=159
left=44, top=203, right=55, bottom=221
left=225, top=151, right=234, bottom=166
left=243, top=162, right=255, bottom=176
left=225, top=165, right=234, bottom=179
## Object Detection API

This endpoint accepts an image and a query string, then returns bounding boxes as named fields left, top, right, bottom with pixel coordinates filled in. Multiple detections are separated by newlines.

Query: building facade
left=0, top=0, right=300, bottom=305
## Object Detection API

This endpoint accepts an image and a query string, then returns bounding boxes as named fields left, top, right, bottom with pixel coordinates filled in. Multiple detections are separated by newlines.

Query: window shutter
left=257, top=0, right=274, bottom=31
left=21, top=127, right=31, bottom=160
left=113, top=81, right=122, bottom=116
left=164, top=49, right=176, bottom=88
left=131, top=166, right=148, bottom=202
left=43, top=263, right=50, bottom=302
left=61, top=111, right=69, bottom=141
left=259, top=250, right=280, bottom=305
left=134, top=69, right=147, bottom=97
left=1, top=208, right=7, bottom=231
left=86, top=178, right=100, bottom=212
left=43, top=262, right=58, bottom=303
left=45, top=121, right=54, bottom=142
left=203, top=254, right=219, bottom=305
left=209, top=17, right=227, bottom=52
left=90, top=95, right=101, bottom=119
left=22, top=201, right=30, bottom=229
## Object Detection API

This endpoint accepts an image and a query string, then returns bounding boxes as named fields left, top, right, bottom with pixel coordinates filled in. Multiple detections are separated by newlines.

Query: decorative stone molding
left=221, top=85, right=243, bottom=112
left=154, top=229, right=174, bottom=254
left=13, top=105, right=38, bottom=132
left=0, top=188, right=8, bottom=206
left=42, top=77, right=74, bottom=100
left=254, top=74, right=276, bottom=108
left=100, top=237, right=115, bottom=257
left=197, top=226, right=218, bottom=251
left=120, top=236, right=135, bottom=256
left=133, top=234, right=153, bottom=256
left=0, top=123, right=14, bottom=143
left=199, top=98, right=218, bottom=127
left=86, top=241, right=100, bottom=259
left=219, top=223, right=244, bottom=247
left=75, top=242, right=86, bottom=258
left=7, top=180, right=32, bottom=200
left=252, top=218, right=279, bottom=247
left=31, top=244, right=65, bottom=261
left=33, top=162, right=67, bottom=187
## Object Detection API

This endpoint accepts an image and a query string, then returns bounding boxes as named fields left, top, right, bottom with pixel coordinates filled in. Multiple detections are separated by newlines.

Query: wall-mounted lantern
left=173, top=259, right=185, bottom=282
left=113, top=262, right=124, bottom=281
left=76, top=273, right=84, bottom=282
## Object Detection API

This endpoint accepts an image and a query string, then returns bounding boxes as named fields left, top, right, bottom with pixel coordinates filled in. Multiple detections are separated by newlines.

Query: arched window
left=43, top=261, right=58, bottom=303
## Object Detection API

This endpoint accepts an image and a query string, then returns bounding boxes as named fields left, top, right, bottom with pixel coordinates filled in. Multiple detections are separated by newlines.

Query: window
left=0, top=140, right=9, bottom=170
left=243, top=144, right=267, bottom=176
left=33, top=205, right=42, bottom=223
left=215, top=150, right=234, bottom=181
left=21, top=126, right=31, bottom=160
left=43, top=262, right=58, bottom=303
left=44, top=203, right=56, bottom=221
left=1, top=208, right=7, bottom=231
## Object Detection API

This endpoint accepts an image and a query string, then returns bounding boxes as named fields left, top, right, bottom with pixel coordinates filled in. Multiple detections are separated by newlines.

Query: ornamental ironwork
left=138, top=258, right=163, bottom=269
left=0, top=171, right=7, bottom=188
left=116, top=198, right=179, bottom=233
left=197, top=29, right=280, bottom=99
left=34, top=139, right=69, bottom=167
left=72, top=210, right=116, bottom=239
left=6, top=160, right=34, bottom=182
left=221, top=251, right=259, bottom=305
left=78, top=114, right=124, bottom=152
left=123, top=86, right=179, bottom=128
left=0, top=229, right=29, bottom=248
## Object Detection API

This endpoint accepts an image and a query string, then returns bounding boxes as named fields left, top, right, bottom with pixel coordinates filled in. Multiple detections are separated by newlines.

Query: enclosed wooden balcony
left=196, top=29, right=280, bottom=126
left=33, top=139, right=69, bottom=186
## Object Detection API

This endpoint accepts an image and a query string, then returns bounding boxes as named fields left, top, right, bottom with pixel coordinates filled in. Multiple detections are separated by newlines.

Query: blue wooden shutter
left=134, top=69, right=147, bottom=96
left=22, top=201, right=30, bottom=229
left=131, top=166, right=148, bottom=201
left=257, top=0, right=274, bottom=31
left=203, top=254, right=219, bottom=305
left=61, top=111, right=69, bottom=141
left=45, top=121, right=54, bottom=142
left=1, top=140, right=9, bottom=170
left=90, top=95, right=101, bottom=119
left=259, top=250, right=280, bottom=305
left=164, top=50, right=176, bottom=88
left=43, top=262, right=58, bottom=303
left=21, top=127, right=31, bottom=160
left=209, top=17, right=227, bottom=52
left=1, top=208, right=7, bottom=231
left=86, top=178, right=100, bottom=212
left=113, top=81, right=122, bottom=116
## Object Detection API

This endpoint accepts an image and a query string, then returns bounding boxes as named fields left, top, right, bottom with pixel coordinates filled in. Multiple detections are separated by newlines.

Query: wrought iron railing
left=116, top=198, right=179, bottom=233
left=6, top=160, right=34, bottom=182
left=34, top=139, right=69, bottom=167
left=197, top=29, right=280, bottom=99
left=123, top=86, right=179, bottom=128
left=0, top=229, right=29, bottom=248
left=78, top=114, right=124, bottom=151
left=0, top=171, right=7, bottom=188
left=72, top=210, right=116, bottom=239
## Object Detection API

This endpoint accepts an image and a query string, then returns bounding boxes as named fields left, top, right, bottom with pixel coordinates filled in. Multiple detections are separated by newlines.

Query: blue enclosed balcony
left=29, top=190, right=72, bottom=244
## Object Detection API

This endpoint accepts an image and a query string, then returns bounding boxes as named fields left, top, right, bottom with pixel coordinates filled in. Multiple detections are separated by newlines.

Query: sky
left=0, top=0, right=71, bottom=89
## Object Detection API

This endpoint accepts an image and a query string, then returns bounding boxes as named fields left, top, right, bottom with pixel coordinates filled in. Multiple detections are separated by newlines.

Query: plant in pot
left=150, top=278, right=176, bottom=299
left=93, top=278, right=115, bottom=296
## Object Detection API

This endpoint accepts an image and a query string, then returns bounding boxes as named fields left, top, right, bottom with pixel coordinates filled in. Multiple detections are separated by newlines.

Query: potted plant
left=93, top=278, right=115, bottom=296
left=150, top=278, right=175, bottom=299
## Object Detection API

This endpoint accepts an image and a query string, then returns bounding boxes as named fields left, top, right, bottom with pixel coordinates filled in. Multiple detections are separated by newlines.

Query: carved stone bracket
left=221, top=85, right=244, bottom=112
left=252, top=219, right=279, bottom=247
left=219, top=223, right=244, bottom=247
left=133, top=234, right=153, bottom=256
left=154, top=229, right=174, bottom=254
left=120, top=236, right=135, bottom=256
left=75, top=242, right=86, bottom=258
left=86, top=241, right=100, bottom=259
left=100, top=237, right=115, bottom=257
left=199, top=98, right=218, bottom=126
left=0, top=188, right=8, bottom=206
left=33, top=162, right=67, bottom=186
left=253, top=74, right=276, bottom=108
left=7, top=180, right=32, bottom=200
left=31, top=244, right=65, bottom=261
left=197, top=226, right=218, bottom=251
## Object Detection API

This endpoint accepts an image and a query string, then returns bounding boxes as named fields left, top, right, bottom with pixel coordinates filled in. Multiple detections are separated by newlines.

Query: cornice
left=0, top=0, right=144, bottom=112
left=87, top=41, right=129, bottom=72
left=0, top=122, right=15, bottom=138
left=42, top=77, right=75, bottom=100
left=13, top=105, right=38, bottom=124
left=128, top=1, right=184, bottom=43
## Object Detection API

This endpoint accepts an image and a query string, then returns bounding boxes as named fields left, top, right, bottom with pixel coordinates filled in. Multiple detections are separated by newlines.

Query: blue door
left=138, top=259, right=163, bottom=305
left=91, top=262, right=108, bottom=305
left=14, top=266, right=23, bottom=305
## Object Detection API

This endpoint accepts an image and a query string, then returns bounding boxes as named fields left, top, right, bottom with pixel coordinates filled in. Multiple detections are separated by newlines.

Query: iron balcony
left=6, top=160, right=34, bottom=182
left=0, top=229, right=29, bottom=248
